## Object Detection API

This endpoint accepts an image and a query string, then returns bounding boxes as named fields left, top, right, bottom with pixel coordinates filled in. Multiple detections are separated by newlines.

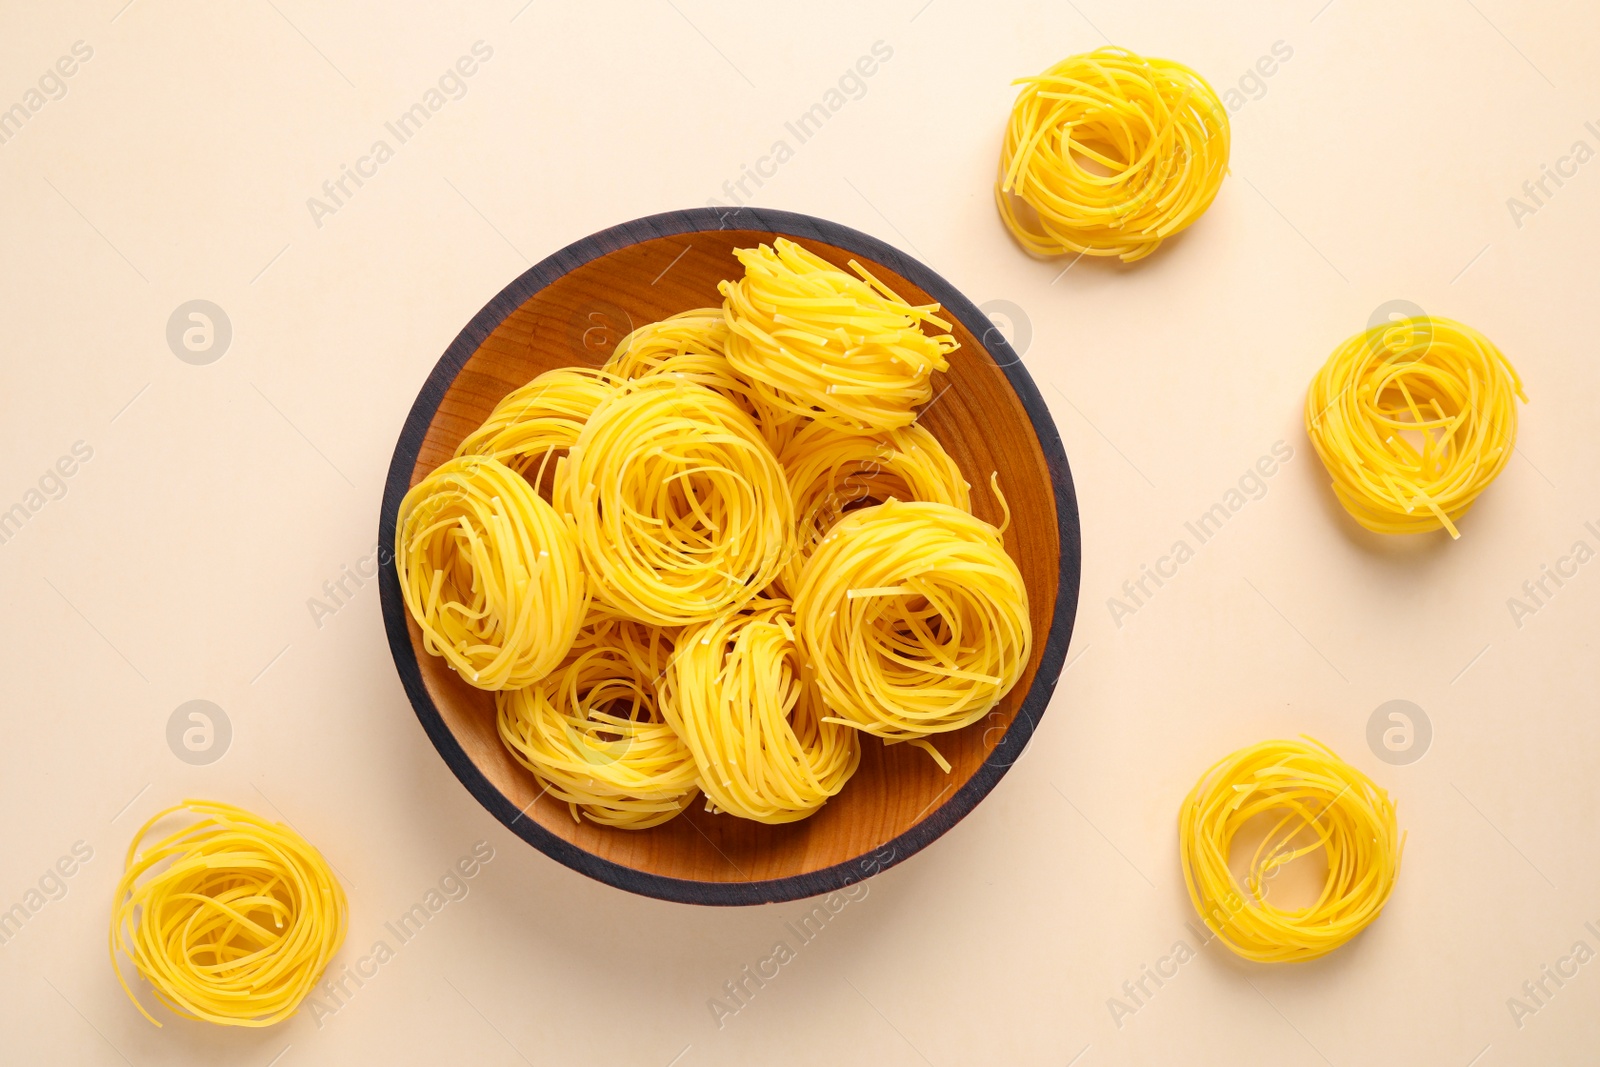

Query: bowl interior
left=400, top=222, right=1062, bottom=894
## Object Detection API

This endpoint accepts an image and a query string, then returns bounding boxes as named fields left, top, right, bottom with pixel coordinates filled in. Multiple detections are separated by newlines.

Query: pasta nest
left=1305, top=314, right=1526, bottom=538
left=660, top=598, right=860, bottom=824
left=794, top=499, right=1031, bottom=743
left=396, top=454, right=586, bottom=690
left=110, top=801, right=348, bottom=1027
left=776, top=419, right=971, bottom=595
left=455, top=366, right=619, bottom=490
left=720, top=238, right=958, bottom=433
left=604, top=307, right=800, bottom=452
left=556, top=376, right=794, bottom=626
left=496, top=618, right=699, bottom=829
left=996, top=46, right=1230, bottom=262
left=1178, top=738, right=1404, bottom=963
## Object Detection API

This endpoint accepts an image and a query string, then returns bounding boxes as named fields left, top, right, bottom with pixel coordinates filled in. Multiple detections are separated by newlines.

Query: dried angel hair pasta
left=496, top=618, right=699, bottom=829
left=776, top=418, right=970, bottom=595
left=659, top=598, right=859, bottom=824
left=1179, top=737, right=1403, bottom=963
left=604, top=307, right=800, bottom=451
left=402, top=244, right=1039, bottom=828
left=997, top=46, right=1229, bottom=262
left=110, top=800, right=347, bottom=1027
left=555, top=376, right=794, bottom=627
left=1305, top=315, right=1526, bottom=538
left=395, top=454, right=585, bottom=690
left=720, top=238, right=959, bottom=433
left=794, top=496, right=1031, bottom=770
left=454, top=366, right=619, bottom=491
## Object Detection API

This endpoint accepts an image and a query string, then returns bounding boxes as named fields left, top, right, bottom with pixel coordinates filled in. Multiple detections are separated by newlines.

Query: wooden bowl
left=379, top=207, right=1081, bottom=905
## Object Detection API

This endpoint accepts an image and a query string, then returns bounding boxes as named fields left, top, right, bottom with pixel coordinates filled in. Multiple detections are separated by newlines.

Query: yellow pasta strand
left=1306, top=315, right=1527, bottom=538
left=1179, top=738, right=1404, bottom=964
left=454, top=366, right=619, bottom=491
left=110, top=800, right=347, bottom=1028
left=396, top=454, right=586, bottom=690
left=720, top=238, right=959, bottom=433
left=496, top=620, right=699, bottom=829
left=794, top=499, right=1031, bottom=750
left=660, top=598, right=860, bottom=824
left=556, top=376, right=794, bottom=626
left=777, top=419, right=971, bottom=595
left=996, top=47, right=1229, bottom=262
left=605, top=307, right=800, bottom=451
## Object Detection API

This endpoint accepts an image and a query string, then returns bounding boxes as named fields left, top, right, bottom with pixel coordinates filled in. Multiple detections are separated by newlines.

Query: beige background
left=2, top=0, right=1598, bottom=1063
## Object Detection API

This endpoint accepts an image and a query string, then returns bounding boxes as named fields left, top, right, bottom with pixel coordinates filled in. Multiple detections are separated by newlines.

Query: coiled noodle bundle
left=1305, top=315, right=1526, bottom=538
left=660, top=599, right=860, bottom=823
left=557, top=376, right=793, bottom=626
left=1179, top=738, right=1404, bottom=963
left=605, top=307, right=798, bottom=450
left=794, top=499, right=1031, bottom=750
left=455, top=367, right=618, bottom=489
left=720, top=238, right=958, bottom=433
left=396, top=455, right=585, bottom=690
left=496, top=622, right=699, bottom=829
left=996, top=47, right=1229, bottom=262
left=110, top=800, right=347, bottom=1027
left=777, top=419, right=971, bottom=594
